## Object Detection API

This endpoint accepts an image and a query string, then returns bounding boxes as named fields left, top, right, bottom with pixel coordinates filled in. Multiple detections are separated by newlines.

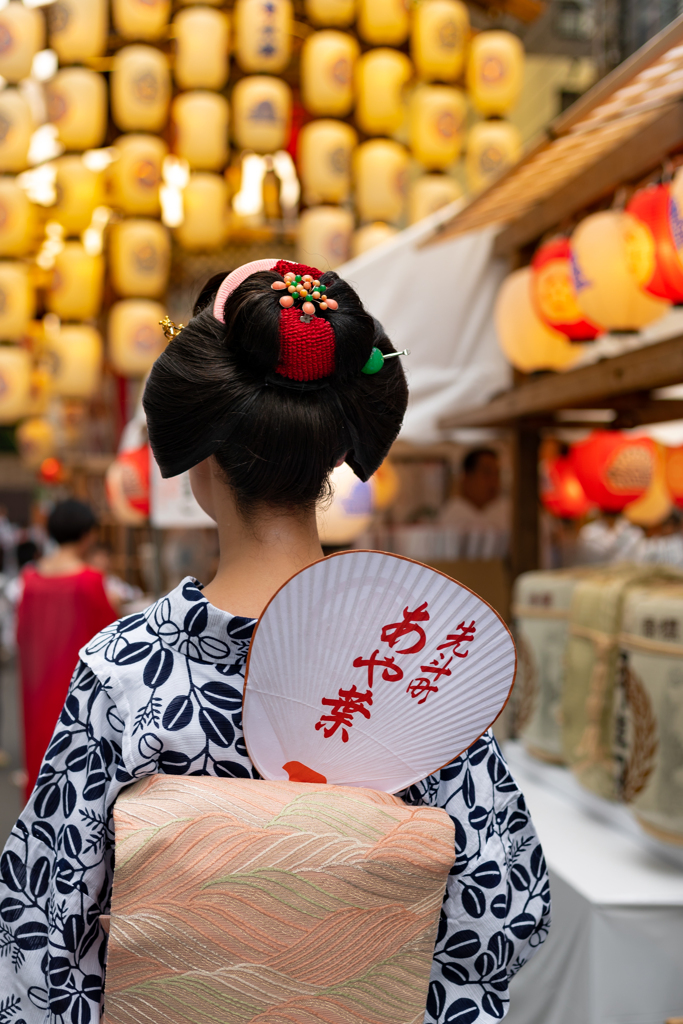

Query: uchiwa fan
left=243, top=549, right=516, bottom=792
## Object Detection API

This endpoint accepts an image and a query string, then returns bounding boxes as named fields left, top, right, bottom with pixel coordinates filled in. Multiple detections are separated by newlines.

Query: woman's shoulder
left=78, top=576, right=256, bottom=694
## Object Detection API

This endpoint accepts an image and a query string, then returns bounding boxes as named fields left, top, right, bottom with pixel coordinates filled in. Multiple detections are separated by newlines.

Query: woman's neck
left=201, top=494, right=323, bottom=619
left=37, top=541, right=88, bottom=578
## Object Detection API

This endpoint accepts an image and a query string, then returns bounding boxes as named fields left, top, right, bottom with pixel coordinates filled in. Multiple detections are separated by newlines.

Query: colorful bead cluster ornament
left=272, top=271, right=339, bottom=322
left=361, top=346, right=410, bottom=374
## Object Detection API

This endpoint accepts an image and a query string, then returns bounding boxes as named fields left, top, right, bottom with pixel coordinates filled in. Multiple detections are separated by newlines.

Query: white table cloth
left=504, top=742, right=683, bottom=1024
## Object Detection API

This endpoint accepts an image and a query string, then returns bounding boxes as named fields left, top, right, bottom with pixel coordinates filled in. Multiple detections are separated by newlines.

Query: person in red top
left=16, top=500, right=117, bottom=800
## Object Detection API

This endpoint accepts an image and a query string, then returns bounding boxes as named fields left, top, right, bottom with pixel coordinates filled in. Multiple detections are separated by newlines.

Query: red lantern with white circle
left=540, top=456, right=591, bottom=519
left=105, top=444, right=150, bottom=524
left=570, top=431, right=655, bottom=513
left=531, top=238, right=602, bottom=341
left=625, top=183, right=683, bottom=303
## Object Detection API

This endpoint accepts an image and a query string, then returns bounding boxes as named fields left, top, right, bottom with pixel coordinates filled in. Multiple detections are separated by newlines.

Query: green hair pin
left=361, top=347, right=410, bottom=375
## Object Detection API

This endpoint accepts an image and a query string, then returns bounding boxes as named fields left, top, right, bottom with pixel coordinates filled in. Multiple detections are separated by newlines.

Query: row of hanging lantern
left=296, top=0, right=524, bottom=267
left=494, top=167, right=683, bottom=373
left=541, top=430, right=683, bottom=529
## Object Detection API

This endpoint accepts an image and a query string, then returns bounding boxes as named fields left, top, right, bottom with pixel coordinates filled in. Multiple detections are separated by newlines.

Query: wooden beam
left=493, top=103, right=683, bottom=257
left=438, top=335, right=683, bottom=428
left=511, top=426, right=540, bottom=578
left=470, top=0, right=545, bottom=23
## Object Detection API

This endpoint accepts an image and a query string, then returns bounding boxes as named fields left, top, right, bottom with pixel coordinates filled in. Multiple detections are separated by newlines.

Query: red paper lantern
left=105, top=444, right=150, bottom=524
left=531, top=237, right=602, bottom=340
left=570, top=431, right=655, bottom=513
left=540, top=456, right=591, bottom=519
left=39, top=456, right=64, bottom=484
left=625, top=184, right=683, bottom=302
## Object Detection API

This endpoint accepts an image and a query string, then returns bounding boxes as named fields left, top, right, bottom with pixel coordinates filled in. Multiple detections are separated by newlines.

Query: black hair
left=143, top=268, right=408, bottom=516
left=47, top=500, right=97, bottom=545
left=16, top=540, right=39, bottom=568
left=462, top=448, right=498, bottom=475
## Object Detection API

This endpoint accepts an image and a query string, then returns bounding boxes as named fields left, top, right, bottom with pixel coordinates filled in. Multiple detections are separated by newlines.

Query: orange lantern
left=354, top=138, right=409, bottom=225
left=47, top=68, right=108, bottom=152
left=305, top=0, right=355, bottom=27
left=173, top=7, right=230, bottom=91
left=0, top=176, right=38, bottom=256
left=411, top=0, right=469, bottom=83
left=47, top=324, right=103, bottom=399
left=172, top=91, right=230, bottom=171
left=47, top=243, right=105, bottom=321
left=466, top=119, right=522, bottom=194
left=531, top=237, right=602, bottom=341
left=371, top=458, right=400, bottom=510
left=108, top=298, right=166, bottom=376
left=494, top=268, right=581, bottom=373
left=570, top=431, right=655, bottom=513
left=110, top=133, right=167, bottom=216
left=540, top=456, right=591, bottom=519
left=623, top=442, right=673, bottom=528
left=111, top=45, right=171, bottom=133
left=53, top=156, right=105, bottom=237
left=105, top=444, right=150, bottom=524
left=625, top=184, right=683, bottom=303
left=355, top=48, right=412, bottom=136
left=0, top=344, right=31, bottom=424
left=297, top=205, right=353, bottom=270
left=48, top=0, right=109, bottom=64
left=39, top=456, right=65, bottom=484
left=112, top=0, right=171, bottom=42
left=665, top=446, right=683, bottom=508
left=174, top=172, right=228, bottom=251
left=0, top=261, right=34, bottom=340
left=467, top=30, right=524, bottom=117
left=0, top=3, right=44, bottom=83
left=235, top=0, right=292, bottom=74
left=110, top=219, right=170, bottom=299
left=298, top=119, right=357, bottom=205
left=232, top=76, right=292, bottom=154
left=409, top=85, right=467, bottom=170
left=0, top=89, right=33, bottom=172
left=358, top=0, right=409, bottom=46
left=301, top=30, right=359, bottom=118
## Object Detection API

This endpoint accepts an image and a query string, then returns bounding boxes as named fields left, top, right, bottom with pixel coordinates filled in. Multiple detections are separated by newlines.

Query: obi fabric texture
left=0, top=578, right=550, bottom=1024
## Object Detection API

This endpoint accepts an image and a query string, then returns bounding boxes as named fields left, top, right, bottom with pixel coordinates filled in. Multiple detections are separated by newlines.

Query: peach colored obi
left=103, top=775, right=454, bottom=1023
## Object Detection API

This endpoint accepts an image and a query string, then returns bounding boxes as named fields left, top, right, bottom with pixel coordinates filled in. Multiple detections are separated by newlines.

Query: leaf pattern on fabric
left=0, top=578, right=550, bottom=1023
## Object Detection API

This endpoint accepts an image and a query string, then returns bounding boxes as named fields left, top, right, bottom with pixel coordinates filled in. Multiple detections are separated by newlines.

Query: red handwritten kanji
left=380, top=602, right=430, bottom=654
left=437, top=620, right=476, bottom=658
left=352, top=650, right=404, bottom=688
left=406, top=678, right=439, bottom=704
left=315, top=685, right=373, bottom=742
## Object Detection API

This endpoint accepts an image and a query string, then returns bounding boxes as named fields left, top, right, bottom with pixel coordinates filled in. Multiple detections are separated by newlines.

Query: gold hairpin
left=159, top=315, right=185, bottom=340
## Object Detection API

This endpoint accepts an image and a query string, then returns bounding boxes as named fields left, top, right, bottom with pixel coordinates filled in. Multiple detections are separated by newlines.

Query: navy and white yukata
left=0, top=578, right=550, bottom=1022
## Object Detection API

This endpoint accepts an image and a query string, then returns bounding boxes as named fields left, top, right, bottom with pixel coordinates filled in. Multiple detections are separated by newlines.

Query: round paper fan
left=242, top=550, right=516, bottom=793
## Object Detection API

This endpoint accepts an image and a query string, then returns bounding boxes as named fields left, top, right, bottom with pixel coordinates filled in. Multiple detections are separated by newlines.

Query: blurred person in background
left=439, top=447, right=510, bottom=531
left=575, top=511, right=644, bottom=565
left=16, top=500, right=116, bottom=800
left=87, top=541, right=144, bottom=612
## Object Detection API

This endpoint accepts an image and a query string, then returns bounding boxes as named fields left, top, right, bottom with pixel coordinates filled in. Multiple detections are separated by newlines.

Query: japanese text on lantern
left=315, top=602, right=476, bottom=741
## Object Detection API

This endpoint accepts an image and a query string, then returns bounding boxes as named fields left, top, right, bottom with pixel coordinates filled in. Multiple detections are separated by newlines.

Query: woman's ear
left=189, top=458, right=218, bottom=522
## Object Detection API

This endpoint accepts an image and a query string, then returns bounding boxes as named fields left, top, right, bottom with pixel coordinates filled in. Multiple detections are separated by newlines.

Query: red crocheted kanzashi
left=276, top=307, right=336, bottom=381
left=271, top=260, right=335, bottom=380
left=273, top=259, right=322, bottom=279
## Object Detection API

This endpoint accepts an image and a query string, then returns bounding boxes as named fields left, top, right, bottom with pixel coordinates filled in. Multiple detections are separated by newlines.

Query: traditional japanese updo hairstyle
left=143, top=259, right=408, bottom=515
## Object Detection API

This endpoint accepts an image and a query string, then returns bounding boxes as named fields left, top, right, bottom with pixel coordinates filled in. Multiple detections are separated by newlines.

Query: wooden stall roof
left=430, top=14, right=683, bottom=256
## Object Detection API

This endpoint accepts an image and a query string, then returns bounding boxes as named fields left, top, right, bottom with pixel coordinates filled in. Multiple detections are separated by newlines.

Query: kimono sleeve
left=402, top=731, right=551, bottom=1024
left=0, top=659, right=124, bottom=1022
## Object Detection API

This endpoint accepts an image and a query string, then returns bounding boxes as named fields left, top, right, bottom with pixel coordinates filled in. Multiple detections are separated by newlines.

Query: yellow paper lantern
left=47, top=324, right=102, bottom=399
left=410, top=85, right=467, bottom=170
left=571, top=211, right=670, bottom=331
left=354, top=139, right=409, bottom=225
left=494, top=268, right=582, bottom=373
left=0, top=3, right=44, bottom=83
left=0, top=345, right=30, bottom=424
left=173, top=7, right=230, bottom=91
left=172, top=92, right=230, bottom=172
left=48, top=0, right=108, bottom=63
left=232, top=76, right=291, bottom=154
left=298, top=119, right=357, bottom=205
left=108, top=298, right=166, bottom=377
left=623, top=443, right=673, bottom=527
left=0, top=176, right=38, bottom=256
left=110, top=219, right=170, bottom=299
left=112, top=45, right=171, bottom=133
left=356, top=48, right=412, bottom=136
left=352, top=221, right=398, bottom=257
left=301, top=31, right=359, bottom=118
left=305, top=0, right=355, bottom=27
left=0, top=262, right=33, bottom=341
left=298, top=205, right=353, bottom=270
left=372, top=458, right=400, bottom=510
left=467, top=30, right=524, bottom=117
left=409, top=174, right=462, bottom=224
left=47, top=68, right=108, bottom=151
left=0, top=89, right=32, bottom=173
left=174, top=172, right=227, bottom=251
left=47, top=243, right=104, bottom=321
left=113, top=0, right=171, bottom=41
left=412, top=0, right=469, bottom=83
left=53, top=156, right=105, bottom=237
left=109, top=133, right=167, bottom=216
left=358, top=0, right=409, bottom=46
left=235, top=0, right=292, bottom=74
left=466, top=119, right=522, bottom=193
left=16, top=416, right=56, bottom=469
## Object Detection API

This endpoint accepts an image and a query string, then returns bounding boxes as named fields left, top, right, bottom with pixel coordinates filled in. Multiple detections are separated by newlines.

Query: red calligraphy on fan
left=406, top=619, right=477, bottom=705
left=315, top=685, right=373, bottom=743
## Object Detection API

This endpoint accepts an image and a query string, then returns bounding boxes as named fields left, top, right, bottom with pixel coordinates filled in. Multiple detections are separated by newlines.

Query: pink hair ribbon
left=213, top=259, right=279, bottom=322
